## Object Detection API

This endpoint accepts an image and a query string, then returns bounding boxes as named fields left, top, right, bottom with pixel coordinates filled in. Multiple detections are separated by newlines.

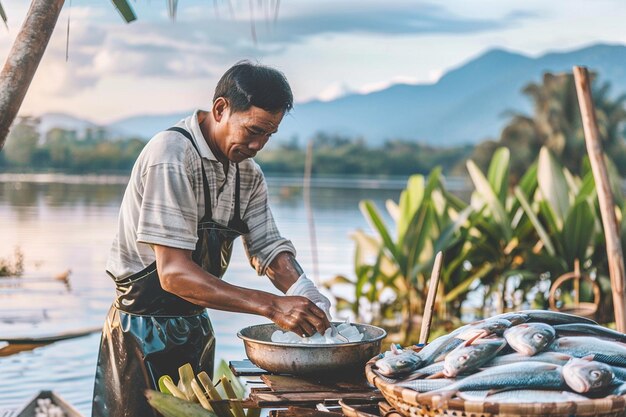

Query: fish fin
left=581, top=355, right=594, bottom=361
left=465, top=331, right=486, bottom=345
left=426, top=371, right=446, bottom=379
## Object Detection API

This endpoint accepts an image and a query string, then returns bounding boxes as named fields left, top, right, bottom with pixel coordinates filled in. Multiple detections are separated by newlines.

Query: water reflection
left=0, top=174, right=409, bottom=415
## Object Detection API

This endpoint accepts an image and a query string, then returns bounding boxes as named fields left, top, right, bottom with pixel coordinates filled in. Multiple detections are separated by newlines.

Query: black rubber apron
left=92, top=127, right=249, bottom=417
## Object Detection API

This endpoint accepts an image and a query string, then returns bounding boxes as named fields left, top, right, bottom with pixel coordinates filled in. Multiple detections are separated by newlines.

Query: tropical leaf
left=467, top=159, right=512, bottom=241
left=323, top=275, right=354, bottom=287
left=515, top=186, right=556, bottom=256
left=0, top=1, right=7, bottom=28
left=167, top=0, right=179, bottom=20
left=405, top=201, right=437, bottom=281
left=537, top=147, right=570, bottom=227
left=561, top=200, right=595, bottom=267
left=111, top=0, right=137, bottom=23
left=444, top=263, right=494, bottom=303
left=386, top=199, right=400, bottom=224
left=397, top=175, right=424, bottom=241
left=487, top=147, right=510, bottom=206
left=434, top=206, right=473, bottom=253
left=359, top=200, right=399, bottom=261
left=576, top=171, right=597, bottom=204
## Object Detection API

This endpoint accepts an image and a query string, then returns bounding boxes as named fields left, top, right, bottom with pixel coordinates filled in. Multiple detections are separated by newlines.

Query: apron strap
left=166, top=127, right=213, bottom=220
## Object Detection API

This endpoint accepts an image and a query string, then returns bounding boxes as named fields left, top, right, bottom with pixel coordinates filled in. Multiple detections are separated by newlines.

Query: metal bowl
left=237, top=322, right=387, bottom=376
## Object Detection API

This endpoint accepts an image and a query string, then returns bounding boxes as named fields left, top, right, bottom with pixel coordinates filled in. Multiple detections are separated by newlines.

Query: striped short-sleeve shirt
left=105, top=110, right=296, bottom=281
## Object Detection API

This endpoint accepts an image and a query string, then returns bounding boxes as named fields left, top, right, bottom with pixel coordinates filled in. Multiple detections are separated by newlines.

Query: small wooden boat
left=13, top=390, right=83, bottom=417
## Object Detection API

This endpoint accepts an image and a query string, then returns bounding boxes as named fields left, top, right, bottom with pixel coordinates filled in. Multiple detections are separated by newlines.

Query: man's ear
left=213, top=97, right=229, bottom=122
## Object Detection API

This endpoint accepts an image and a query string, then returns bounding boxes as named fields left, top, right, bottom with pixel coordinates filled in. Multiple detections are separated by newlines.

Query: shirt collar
left=187, top=109, right=218, bottom=162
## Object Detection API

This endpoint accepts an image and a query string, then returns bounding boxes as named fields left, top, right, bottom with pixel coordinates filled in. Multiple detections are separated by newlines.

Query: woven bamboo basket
left=365, top=358, right=626, bottom=417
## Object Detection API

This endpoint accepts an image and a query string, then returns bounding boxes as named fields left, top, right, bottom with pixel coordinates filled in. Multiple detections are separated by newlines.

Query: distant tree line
left=3, top=71, right=626, bottom=179
left=0, top=116, right=474, bottom=176
left=0, top=116, right=146, bottom=174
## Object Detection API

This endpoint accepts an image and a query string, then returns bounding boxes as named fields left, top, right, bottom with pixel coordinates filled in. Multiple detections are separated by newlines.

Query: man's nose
left=249, top=138, right=267, bottom=151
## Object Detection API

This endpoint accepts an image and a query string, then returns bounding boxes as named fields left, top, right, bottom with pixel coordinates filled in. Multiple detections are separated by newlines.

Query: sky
left=0, top=0, right=625, bottom=124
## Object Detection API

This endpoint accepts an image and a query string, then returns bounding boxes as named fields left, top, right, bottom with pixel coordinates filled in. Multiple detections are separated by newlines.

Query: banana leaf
left=561, top=200, right=595, bottom=267
left=515, top=186, right=555, bottom=256
left=538, top=147, right=570, bottom=227
left=467, top=159, right=512, bottom=242
left=487, top=147, right=510, bottom=207
left=359, top=200, right=399, bottom=261
left=397, top=175, right=424, bottom=242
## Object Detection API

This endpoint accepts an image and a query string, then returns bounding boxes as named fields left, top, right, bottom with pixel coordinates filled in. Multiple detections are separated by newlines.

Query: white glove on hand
left=286, top=274, right=331, bottom=319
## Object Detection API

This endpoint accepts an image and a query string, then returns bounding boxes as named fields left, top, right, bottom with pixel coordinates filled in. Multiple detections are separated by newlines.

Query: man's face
left=215, top=104, right=284, bottom=163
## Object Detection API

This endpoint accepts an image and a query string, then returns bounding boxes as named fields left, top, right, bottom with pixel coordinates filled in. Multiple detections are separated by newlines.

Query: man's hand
left=286, top=274, right=332, bottom=319
left=266, top=296, right=331, bottom=337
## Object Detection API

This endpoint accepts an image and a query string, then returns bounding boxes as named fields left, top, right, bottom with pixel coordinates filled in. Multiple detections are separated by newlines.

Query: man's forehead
left=241, top=108, right=283, bottom=129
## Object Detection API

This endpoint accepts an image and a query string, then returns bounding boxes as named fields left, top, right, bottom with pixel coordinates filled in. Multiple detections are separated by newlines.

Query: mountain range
left=34, top=43, right=626, bottom=146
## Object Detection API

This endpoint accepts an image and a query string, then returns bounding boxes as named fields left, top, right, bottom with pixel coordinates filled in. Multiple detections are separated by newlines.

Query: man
left=92, top=61, right=331, bottom=417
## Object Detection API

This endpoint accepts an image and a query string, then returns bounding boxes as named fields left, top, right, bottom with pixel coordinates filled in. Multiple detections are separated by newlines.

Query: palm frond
left=0, top=1, right=7, bottom=29
left=110, top=0, right=137, bottom=23
left=167, top=0, right=178, bottom=21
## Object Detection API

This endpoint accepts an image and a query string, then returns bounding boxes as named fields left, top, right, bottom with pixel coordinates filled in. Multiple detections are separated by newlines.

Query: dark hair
left=213, top=60, right=293, bottom=114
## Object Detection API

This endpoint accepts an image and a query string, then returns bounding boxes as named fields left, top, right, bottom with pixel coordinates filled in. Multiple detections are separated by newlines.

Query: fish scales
left=397, top=378, right=456, bottom=392
left=485, top=352, right=572, bottom=367
left=549, top=336, right=626, bottom=367
left=420, top=362, right=565, bottom=402
left=554, top=323, right=626, bottom=342
left=459, top=389, right=588, bottom=403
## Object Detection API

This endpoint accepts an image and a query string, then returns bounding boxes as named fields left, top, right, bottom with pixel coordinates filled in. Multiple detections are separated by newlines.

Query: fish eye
left=397, top=360, right=406, bottom=366
left=459, top=354, right=469, bottom=363
left=590, top=371, right=601, bottom=380
left=533, top=333, right=544, bottom=341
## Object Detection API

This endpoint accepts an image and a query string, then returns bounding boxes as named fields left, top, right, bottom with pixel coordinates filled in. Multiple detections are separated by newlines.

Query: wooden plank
left=573, top=66, right=626, bottom=332
left=261, top=374, right=374, bottom=393
left=270, top=407, right=343, bottom=417
left=229, top=359, right=267, bottom=376
left=250, top=391, right=384, bottom=407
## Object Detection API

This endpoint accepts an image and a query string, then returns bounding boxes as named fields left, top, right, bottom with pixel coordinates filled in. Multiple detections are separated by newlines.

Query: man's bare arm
left=265, top=251, right=304, bottom=293
left=154, top=244, right=328, bottom=336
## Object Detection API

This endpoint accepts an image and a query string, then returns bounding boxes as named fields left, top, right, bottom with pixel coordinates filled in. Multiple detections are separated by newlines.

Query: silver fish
left=609, top=365, right=626, bottom=381
left=418, top=362, right=565, bottom=407
left=613, top=382, right=626, bottom=396
left=377, top=318, right=513, bottom=378
left=375, top=349, right=424, bottom=376
left=517, top=309, right=598, bottom=325
left=485, top=351, right=573, bottom=367
left=563, top=357, right=617, bottom=393
left=443, top=338, right=507, bottom=377
left=389, top=362, right=446, bottom=382
left=453, top=318, right=513, bottom=340
left=459, top=389, right=588, bottom=403
left=504, top=323, right=556, bottom=355
left=549, top=336, right=626, bottom=367
left=490, top=312, right=530, bottom=325
left=397, top=378, right=457, bottom=392
left=554, top=323, right=626, bottom=343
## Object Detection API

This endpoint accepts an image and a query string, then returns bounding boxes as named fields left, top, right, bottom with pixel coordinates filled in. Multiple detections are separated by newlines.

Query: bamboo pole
left=573, top=66, right=626, bottom=332
left=419, top=251, right=443, bottom=344
left=0, top=0, right=65, bottom=149
left=303, top=139, right=320, bottom=283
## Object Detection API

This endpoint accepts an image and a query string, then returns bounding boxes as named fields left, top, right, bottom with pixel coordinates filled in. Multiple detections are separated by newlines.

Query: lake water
left=0, top=174, right=422, bottom=415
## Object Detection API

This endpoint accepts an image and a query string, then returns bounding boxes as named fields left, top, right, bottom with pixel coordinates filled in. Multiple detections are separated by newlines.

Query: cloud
left=26, top=1, right=536, bottom=96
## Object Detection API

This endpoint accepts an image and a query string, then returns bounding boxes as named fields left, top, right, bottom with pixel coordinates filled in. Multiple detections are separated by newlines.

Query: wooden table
left=229, top=360, right=401, bottom=416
